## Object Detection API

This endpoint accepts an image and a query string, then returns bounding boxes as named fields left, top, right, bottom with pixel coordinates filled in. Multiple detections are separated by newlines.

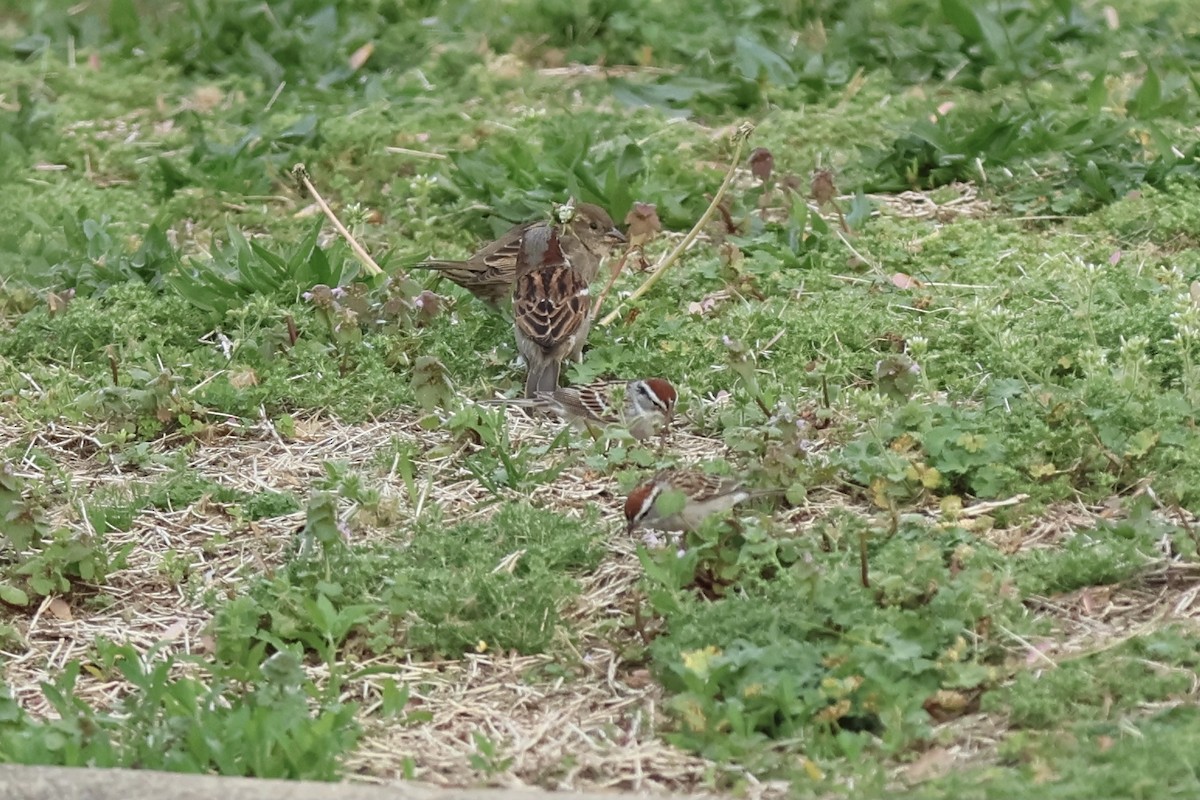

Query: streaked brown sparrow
left=413, top=203, right=625, bottom=305
left=512, top=223, right=593, bottom=397
left=624, top=469, right=779, bottom=533
left=483, top=378, right=677, bottom=440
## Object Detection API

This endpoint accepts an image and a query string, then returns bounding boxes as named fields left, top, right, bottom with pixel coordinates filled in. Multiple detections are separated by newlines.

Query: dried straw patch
left=0, top=410, right=772, bottom=796
left=867, top=181, right=991, bottom=221
left=346, top=639, right=720, bottom=793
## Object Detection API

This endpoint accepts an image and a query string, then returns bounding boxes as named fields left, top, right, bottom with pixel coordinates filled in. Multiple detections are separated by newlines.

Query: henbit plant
left=0, top=463, right=124, bottom=607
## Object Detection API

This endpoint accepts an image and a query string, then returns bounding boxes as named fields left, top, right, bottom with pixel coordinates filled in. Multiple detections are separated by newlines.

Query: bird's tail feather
left=479, top=397, right=537, bottom=408
left=524, top=361, right=560, bottom=398
left=412, top=260, right=461, bottom=271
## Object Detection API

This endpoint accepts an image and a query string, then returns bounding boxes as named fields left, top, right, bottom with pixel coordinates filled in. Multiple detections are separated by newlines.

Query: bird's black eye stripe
left=635, top=382, right=667, bottom=411
left=637, top=486, right=661, bottom=521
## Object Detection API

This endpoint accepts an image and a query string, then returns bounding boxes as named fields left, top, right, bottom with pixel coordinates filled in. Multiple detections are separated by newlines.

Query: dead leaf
left=891, top=272, right=922, bottom=290
left=625, top=669, right=653, bottom=689
left=748, top=147, right=774, bottom=182
left=348, top=41, right=375, bottom=71
left=923, top=689, right=979, bottom=721
left=190, top=85, right=224, bottom=113
left=161, top=619, right=188, bottom=642
left=624, top=202, right=662, bottom=248
left=810, top=168, right=837, bottom=205
left=687, top=290, right=729, bottom=317
left=1079, top=585, right=1113, bottom=617
left=47, top=596, right=72, bottom=621
left=228, top=367, right=259, bottom=389
left=47, top=288, right=75, bottom=317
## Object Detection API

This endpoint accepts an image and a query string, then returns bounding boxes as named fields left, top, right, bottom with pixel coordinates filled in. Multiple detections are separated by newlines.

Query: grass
left=3, top=0, right=1200, bottom=795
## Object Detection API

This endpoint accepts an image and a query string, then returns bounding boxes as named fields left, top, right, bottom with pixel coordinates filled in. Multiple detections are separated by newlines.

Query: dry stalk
left=597, top=121, right=755, bottom=326
left=290, top=163, right=383, bottom=276
left=384, top=146, right=448, bottom=160
left=590, top=248, right=632, bottom=318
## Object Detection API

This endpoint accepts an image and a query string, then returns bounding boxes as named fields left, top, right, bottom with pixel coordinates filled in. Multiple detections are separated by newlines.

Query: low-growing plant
left=8, top=209, right=177, bottom=296
left=863, top=101, right=1200, bottom=214
left=167, top=219, right=355, bottom=314
left=644, top=515, right=1018, bottom=763
left=0, top=641, right=362, bottom=778
left=0, top=463, right=124, bottom=606
left=214, top=490, right=603, bottom=662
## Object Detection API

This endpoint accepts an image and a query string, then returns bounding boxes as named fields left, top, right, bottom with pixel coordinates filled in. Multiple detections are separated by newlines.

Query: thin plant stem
left=291, top=163, right=383, bottom=276
left=598, top=122, right=755, bottom=326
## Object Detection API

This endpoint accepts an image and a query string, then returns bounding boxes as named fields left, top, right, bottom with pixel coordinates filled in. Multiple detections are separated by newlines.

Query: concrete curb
left=0, top=765, right=681, bottom=800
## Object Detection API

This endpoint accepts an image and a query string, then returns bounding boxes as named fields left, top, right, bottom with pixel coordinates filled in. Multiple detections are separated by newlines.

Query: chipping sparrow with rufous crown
left=483, top=378, right=677, bottom=441
left=412, top=202, right=625, bottom=306
left=623, top=468, right=781, bottom=533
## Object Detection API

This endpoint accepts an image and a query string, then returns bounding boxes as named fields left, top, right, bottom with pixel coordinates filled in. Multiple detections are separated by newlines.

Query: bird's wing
left=513, top=266, right=590, bottom=352
left=547, top=383, right=619, bottom=424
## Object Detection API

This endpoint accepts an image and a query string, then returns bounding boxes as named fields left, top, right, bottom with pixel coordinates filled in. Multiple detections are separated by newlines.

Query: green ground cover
left=2, top=0, right=1200, bottom=796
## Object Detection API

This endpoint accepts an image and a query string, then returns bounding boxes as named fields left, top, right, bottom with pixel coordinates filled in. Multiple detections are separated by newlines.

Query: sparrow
left=482, top=378, right=677, bottom=440
left=412, top=203, right=626, bottom=305
left=512, top=223, right=593, bottom=397
left=624, top=469, right=780, bottom=533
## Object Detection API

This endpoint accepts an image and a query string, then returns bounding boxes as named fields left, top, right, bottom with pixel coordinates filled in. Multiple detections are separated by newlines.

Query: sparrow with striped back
left=412, top=203, right=625, bottom=306
left=624, top=468, right=781, bottom=533
left=512, top=222, right=594, bottom=397
left=483, top=378, right=677, bottom=441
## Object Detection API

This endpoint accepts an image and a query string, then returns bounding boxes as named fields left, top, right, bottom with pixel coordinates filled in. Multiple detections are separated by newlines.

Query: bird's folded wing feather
left=548, top=384, right=619, bottom=423
left=513, top=267, right=590, bottom=351
left=655, top=470, right=743, bottom=501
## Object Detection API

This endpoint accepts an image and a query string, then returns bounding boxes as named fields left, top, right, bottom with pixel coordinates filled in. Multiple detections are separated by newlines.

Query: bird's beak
left=605, top=227, right=627, bottom=245
left=625, top=519, right=636, bottom=535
